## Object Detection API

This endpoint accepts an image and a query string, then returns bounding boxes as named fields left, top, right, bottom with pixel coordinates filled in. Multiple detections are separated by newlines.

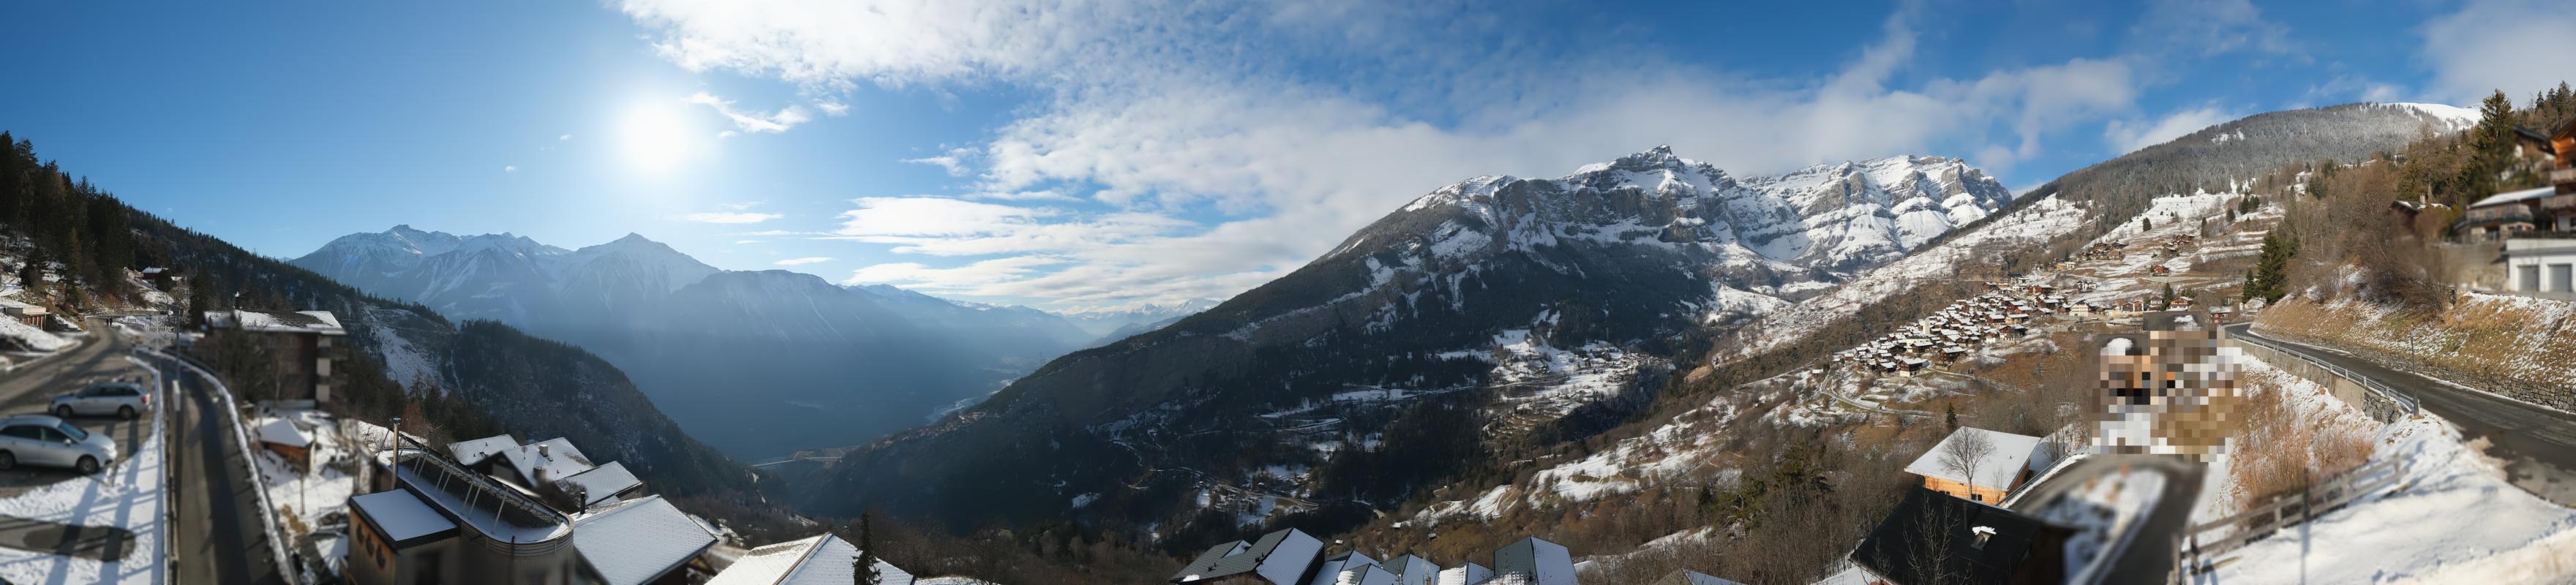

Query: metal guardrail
left=2227, top=326, right=2421, bottom=415
left=138, top=346, right=302, bottom=585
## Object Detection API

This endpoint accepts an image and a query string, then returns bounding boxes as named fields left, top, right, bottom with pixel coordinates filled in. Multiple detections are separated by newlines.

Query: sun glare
left=619, top=102, right=698, bottom=173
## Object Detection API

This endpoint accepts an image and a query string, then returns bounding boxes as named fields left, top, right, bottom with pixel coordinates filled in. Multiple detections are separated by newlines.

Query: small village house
left=203, top=309, right=349, bottom=404
left=0, top=298, right=45, bottom=328
left=257, top=417, right=315, bottom=471
left=140, top=267, right=182, bottom=290
left=1902, top=427, right=2050, bottom=505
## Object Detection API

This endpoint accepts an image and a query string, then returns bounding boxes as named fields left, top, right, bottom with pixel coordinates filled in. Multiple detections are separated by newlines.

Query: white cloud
left=817, top=101, right=851, bottom=116
left=2419, top=0, right=2576, bottom=103
left=2103, top=105, right=2243, bottom=154
left=617, top=1, right=2168, bottom=307
left=504, top=165, right=518, bottom=173
left=721, top=200, right=765, bottom=211
left=2130, top=0, right=2295, bottom=58
left=682, top=211, right=785, bottom=224
left=735, top=239, right=765, bottom=244
left=686, top=91, right=813, bottom=134
left=559, top=134, right=574, bottom=141
left=774, top=257, right=833, bottom=265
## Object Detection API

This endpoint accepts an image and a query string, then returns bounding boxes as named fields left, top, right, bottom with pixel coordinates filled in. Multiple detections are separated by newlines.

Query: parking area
left=0, top=318, right=159, bottom=497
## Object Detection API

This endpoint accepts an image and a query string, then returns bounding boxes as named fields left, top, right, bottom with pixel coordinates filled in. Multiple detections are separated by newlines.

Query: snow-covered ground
left=0, top=357, right=168, bottom=584
left=0, top=315, right=73, bottom=352
left=2203, top=364, right=2576, bottom=583
left=250, top=409, right=374, bottom=537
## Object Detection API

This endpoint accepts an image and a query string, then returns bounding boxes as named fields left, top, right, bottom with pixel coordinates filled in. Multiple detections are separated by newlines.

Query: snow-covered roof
left=705, top=534, right=915, bottom=585
left=209, top=309, right=346, bottom=335
left=352, top=489, right=457, bottom=544
left=557, top=461, right=643, bottom=507
left=1174, top=527, right=1323, bottom=584
left=501, top=437, right=596, bottom=486
left=1903, top=427, right=2046, bottom=489
left=1434, top=563, right=1490, bottom=585
left=572, top=496, right=718, bottom=585
left=2471, top=186, right=2558, bottom=208
left=256, top=418, right=312, bottom=448
left=447, top=434, right=519, bottom=467
left=0, top=298, right=45, bottom=315
left=392, top=452, right=572, bottom=543
left=1492, top=537, right=1577, bottom=585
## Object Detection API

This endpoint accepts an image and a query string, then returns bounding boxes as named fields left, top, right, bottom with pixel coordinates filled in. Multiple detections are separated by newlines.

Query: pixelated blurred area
left=2092, top=311, right=2247, bottom=461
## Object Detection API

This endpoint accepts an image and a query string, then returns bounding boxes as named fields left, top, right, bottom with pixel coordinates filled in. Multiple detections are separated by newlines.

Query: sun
left=618, top=102, right=699, bottom=173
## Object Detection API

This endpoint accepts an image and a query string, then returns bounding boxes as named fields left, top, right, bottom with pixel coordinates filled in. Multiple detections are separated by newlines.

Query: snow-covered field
left=0, top=358, right=168, bottom=584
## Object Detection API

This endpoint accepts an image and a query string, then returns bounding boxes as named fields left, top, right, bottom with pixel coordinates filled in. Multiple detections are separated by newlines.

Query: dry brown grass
left=2258, top=295, right=2576, bottom=408
left=2226, top=379, right=2378, bottom=508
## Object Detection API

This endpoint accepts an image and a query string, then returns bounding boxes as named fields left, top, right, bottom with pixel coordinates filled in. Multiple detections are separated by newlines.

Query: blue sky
left=1, top=0, right=2570, bottom=310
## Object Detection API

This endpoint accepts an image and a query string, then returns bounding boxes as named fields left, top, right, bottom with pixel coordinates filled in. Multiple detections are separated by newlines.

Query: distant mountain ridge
left=291, top=228, right=1095, bottom=458
left=802, top=146, right=2019, bottom=532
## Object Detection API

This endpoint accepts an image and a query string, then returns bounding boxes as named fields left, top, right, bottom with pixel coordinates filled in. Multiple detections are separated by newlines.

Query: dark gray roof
left=1171, top=528, right=1318, bottom=584
left=1850, top=487, right=2071, bottom=585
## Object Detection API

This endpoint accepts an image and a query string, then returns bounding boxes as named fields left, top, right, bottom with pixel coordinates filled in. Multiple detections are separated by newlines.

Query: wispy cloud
left=686, top=91, right=812, bottom=134
left=2103, top=105, right=2244, bottom=154
left=504, top=165, right=518, bottom=173
left=559, top=134, right=573, bottom=141
left=682, top=211, right=784, bottom=224
left=615, top=0, right=2287, bottom=308
left=774, top=257, right=833, bottom=265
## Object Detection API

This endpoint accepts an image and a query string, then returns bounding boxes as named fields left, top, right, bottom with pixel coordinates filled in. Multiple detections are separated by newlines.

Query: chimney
left=537, top=443, right=551, bottom=458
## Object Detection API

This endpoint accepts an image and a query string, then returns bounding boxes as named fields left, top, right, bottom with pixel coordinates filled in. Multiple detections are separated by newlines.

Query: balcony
left=2553, top=167, right=2575, bottom=185
left=2543, top=194, right=2576, bottom=212
left=2466, top=205, right=2535, bottom=224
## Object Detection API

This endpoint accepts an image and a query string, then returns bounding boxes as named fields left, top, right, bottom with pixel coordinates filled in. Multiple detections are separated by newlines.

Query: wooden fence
left=2168, top=456, right=2403, bottom=583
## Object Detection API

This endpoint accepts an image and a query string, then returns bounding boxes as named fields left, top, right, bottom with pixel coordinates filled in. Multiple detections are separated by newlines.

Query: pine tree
left=2241, top=230, right=2299, bottom=303
left=1945, top=404, right=1959, bottom=431
left=2141, top=216, right=2152, bottom=232
left=2460, top=90, right=2520, bottom=199
left=852, top=513, right=882, bottom=585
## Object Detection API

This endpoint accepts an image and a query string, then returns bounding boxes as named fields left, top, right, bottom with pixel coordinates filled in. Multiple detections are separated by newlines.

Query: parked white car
left=52, top=382, right=150, bottom=419
left=0, top=415, right=116, bottom=474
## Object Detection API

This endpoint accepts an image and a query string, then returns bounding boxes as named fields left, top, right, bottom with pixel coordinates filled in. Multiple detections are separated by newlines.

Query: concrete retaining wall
left=2226, top=339, right=2409, bottom=423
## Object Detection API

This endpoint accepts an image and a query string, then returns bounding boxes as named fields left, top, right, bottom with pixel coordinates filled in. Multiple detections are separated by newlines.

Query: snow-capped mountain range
left=291, top=228, right=1095, bottom=458
left=799, top=146, right=2016, bottom=528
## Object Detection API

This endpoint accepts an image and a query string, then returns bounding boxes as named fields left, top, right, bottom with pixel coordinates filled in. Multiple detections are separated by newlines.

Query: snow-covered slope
left=1056, top=299, right=1220, bottom=337
left=804, top=146, right=2015, bottom=531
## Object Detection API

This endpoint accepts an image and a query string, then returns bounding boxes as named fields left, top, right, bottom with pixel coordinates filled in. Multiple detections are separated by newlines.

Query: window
left=0, top=426, right=40, bottom=440
left=54, top=423, right=86, bottom=442
left=35, top=427, right=67, bottom=443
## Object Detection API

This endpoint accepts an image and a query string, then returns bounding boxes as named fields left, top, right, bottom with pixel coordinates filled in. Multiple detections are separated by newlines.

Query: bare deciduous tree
left=1940, top=430, right=1997, bottom=499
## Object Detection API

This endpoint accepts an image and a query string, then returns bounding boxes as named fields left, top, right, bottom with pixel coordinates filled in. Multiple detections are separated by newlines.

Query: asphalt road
left=169, top=352, right=287, bottom=585
left=2225, top=322, right=2576, bottom=507
left=2013, top=454, right=2205, bottom=585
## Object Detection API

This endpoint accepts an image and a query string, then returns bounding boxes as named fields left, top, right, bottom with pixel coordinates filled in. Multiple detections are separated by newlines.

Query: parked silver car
left=51, top=382, right=149, bottom=419
left=0, top=415, right=116, bottom=474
